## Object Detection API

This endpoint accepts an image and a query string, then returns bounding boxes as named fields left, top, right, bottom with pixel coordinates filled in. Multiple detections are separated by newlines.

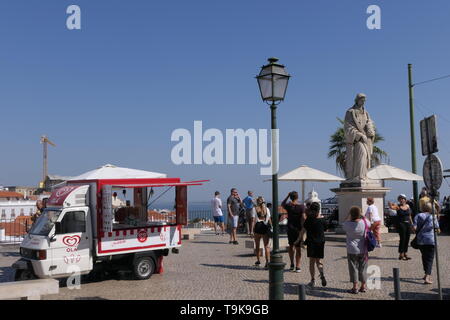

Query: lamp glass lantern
left=256, top=57, right=290, bottom=103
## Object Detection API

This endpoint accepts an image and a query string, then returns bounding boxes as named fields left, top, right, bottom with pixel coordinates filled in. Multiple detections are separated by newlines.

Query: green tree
left=327, top=118, right=388, bottom=175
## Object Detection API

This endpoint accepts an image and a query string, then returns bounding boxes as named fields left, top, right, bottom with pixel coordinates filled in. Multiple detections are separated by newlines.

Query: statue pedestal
left=331, top=181, right=390, bottom=234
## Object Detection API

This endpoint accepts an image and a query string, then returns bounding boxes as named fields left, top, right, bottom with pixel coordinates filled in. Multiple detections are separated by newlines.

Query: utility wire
left=414, top=74, right=450, bottom=87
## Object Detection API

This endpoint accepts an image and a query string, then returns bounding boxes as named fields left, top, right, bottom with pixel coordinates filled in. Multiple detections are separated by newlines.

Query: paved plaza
left=0, top=231, right=449, bottom=300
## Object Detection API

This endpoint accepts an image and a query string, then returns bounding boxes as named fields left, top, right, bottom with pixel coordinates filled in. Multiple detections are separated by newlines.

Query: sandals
left=348, top=288, right=358, bottom=294
left=359, top=287, right=367, bottom=293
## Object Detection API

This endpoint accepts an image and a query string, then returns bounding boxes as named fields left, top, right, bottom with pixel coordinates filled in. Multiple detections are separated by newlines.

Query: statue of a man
left=344, top=93, right=376, bottom=182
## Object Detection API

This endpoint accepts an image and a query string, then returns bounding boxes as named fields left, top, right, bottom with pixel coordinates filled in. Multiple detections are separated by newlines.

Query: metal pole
left=301, top=181, right=305, bottom=203
left=408, top=64, right=419, bottom=213
left=268, top=102, right=285, bottom=300
left=430, top=194, right=443, bottom=300
left=298, top=284, right=306, bottom=300
left=393, top=268, right=401, bottom=300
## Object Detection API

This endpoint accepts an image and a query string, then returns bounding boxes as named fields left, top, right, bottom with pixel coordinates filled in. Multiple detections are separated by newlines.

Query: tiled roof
left=0, top=191, right=24, bottom=198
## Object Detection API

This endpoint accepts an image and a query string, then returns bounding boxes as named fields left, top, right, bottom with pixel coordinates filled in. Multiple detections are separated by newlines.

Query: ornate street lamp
left=256, top=57, right=290, bottom=300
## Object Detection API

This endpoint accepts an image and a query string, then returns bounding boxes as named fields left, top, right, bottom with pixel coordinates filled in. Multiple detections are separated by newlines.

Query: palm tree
left=327, top=118, right=388, bottom=176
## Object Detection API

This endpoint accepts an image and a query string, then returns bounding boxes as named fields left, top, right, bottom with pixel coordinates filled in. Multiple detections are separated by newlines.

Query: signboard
left=423, top=154, right=443, bottom=192
left=102, top=185, right=114, bottom=233
left=47, top=185, right=81, bottom=207
left=420, top=115, right=438, bottom=156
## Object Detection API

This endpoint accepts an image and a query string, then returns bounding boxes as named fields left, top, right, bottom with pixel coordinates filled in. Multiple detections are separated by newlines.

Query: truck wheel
left=133, top=256, right=155, bottom=280
left=14, top=269, right=36, bottom=281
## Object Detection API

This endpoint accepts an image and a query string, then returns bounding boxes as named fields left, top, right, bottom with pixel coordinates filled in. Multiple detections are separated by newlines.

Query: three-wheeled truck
left=12, top=165, right=206, bottom=281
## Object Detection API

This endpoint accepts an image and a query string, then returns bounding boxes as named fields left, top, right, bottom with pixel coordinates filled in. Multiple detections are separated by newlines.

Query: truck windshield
left=29, top=209, right=62, bottom=236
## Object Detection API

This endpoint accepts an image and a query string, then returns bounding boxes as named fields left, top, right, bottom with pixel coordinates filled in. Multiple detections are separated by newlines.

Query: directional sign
left=420, top=115, right=438, bottom=156
left=423, top=154, right=443, bottom=192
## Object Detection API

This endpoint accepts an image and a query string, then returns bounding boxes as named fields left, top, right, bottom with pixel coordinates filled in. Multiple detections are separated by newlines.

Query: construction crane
left=40, top=135, right=56, bottom=187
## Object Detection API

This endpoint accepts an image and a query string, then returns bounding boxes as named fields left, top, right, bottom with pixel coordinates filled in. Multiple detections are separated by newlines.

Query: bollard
left=298, top=284, right=306, bottom=300
left=393, top=268, right=401, bottom=300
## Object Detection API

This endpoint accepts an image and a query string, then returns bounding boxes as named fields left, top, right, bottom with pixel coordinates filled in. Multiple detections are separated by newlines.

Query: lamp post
left=256, top=57, right=290, bottom=300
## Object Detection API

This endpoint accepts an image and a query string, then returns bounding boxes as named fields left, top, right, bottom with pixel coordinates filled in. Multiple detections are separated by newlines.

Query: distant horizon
left=1, top=1, right=450, bottom=202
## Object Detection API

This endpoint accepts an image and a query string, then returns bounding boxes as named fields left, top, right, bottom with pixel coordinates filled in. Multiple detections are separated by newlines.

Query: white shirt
left=255, top=208, right=271, bottom=224
left=365, top=204, right=381, bottom=222
left=112, top=196, right=125, bottom=208
left=211, top=197, right=223, bottom=217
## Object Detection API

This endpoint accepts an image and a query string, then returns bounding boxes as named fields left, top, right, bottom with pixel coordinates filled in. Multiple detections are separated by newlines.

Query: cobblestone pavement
left=0, top=232, right=449, bottom=300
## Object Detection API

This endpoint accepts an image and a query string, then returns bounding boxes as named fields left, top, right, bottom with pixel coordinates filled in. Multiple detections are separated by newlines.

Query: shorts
left=213, top=216, right=224, bottom=223
left=245, top=208, right=256, bottom=221
left=307, top=242, right=325, bottom=259
left=230, top=215, right=239, bottom=228
left=288, top=228, right=301, bottom=247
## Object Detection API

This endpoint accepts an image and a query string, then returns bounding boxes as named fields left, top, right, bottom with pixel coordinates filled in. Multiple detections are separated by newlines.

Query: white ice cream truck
left=12, top=164, right=206, bottom=281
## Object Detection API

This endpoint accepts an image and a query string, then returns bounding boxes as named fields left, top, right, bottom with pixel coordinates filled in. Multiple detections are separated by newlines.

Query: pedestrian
left=343, top=206, right=371, bottom=294
left=365, top=197, right=382, bottom=247
left=243, top=191, right=256, bottom=237
left=31, top=200, right=44, bottom=224
left=253, top=196, right=271, bottom=269
left=389, top=194, right=413, bottom=260
left=413, top=201, right=440, bottom=284
left=281, top=191, right=306, bottom=272
left=227, top=188, right=243, bottom=245
left=303, top=202, right=327, bottom=287
left=211, top=191, right=225, bottom=236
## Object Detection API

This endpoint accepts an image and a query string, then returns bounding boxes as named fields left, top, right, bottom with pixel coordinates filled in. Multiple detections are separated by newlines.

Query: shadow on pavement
left=0, top=266, right=15, bottom=283
left=367, top=256, right=398, bottom=261
left=74, top=296, right=110, bottom=300
left=0, top=251, right=20, bottom=258
left=192, top=241, right=230, bottom=245
left=201, top=263, right=258, bottom=271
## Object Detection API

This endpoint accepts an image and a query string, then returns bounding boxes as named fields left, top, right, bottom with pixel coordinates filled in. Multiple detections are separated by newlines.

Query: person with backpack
left=413, top=201, right=440, bottom=284
left=343, top=206, right=371, bottom=294
left=365, top=198, right=382, bottom=247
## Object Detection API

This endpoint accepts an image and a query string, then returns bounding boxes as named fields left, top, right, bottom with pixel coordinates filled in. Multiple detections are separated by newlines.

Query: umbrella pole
left=302, top=181, right=305, bottom=203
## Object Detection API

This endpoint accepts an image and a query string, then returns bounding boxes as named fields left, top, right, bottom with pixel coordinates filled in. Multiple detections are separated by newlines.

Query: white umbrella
left=69, top=164, right=167, bottom=180
left=268, top=165, right=344, bottom=201
left=367, top=164, right=423, bottom=181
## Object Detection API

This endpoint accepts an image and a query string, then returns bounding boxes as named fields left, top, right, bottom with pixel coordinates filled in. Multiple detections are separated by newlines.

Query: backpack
left=363, top=218, right=377, bottom=252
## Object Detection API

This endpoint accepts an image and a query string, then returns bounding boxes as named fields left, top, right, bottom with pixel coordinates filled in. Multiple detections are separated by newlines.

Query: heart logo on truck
left=63, top=235, right=81, bottom=247
left=137, top=229, right=148, bottom=243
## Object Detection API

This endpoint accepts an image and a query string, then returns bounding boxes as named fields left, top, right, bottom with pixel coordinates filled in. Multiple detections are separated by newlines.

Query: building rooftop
left=0, top=191, right=25, bottom=198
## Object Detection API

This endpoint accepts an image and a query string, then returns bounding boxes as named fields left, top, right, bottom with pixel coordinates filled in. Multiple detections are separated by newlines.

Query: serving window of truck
left=85, top=178, right=206, bottom=255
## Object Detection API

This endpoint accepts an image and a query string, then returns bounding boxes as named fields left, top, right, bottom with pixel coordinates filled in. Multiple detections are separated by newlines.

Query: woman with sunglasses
left=389, top=194, right=413, bottom=260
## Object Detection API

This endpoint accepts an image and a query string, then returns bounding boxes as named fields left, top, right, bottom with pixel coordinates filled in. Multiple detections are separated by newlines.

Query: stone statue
left=344, top=93, right=375, bottom=182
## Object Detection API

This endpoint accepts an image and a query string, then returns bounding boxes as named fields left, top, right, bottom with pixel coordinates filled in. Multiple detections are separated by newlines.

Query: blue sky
left=1, top=0, right=450, bottom=202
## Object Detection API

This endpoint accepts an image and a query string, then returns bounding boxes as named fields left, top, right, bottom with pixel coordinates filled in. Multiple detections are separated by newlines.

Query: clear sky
left=1, top=0, right=450, bottom=202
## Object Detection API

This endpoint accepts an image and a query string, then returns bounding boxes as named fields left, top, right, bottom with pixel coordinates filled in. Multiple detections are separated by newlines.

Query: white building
left=0, top=191, right=36, bottom=220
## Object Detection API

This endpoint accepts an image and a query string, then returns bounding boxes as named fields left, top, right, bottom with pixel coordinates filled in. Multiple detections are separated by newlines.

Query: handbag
left=411, top=215, right=431, bottom=249
left=363, top=218, right=377, bottom=252
left=267, top=222, right=273, bottom=238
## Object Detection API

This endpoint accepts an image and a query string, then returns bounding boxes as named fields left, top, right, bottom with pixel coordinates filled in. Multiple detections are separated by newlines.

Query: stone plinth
left=331, top=181, right=390, bottom=234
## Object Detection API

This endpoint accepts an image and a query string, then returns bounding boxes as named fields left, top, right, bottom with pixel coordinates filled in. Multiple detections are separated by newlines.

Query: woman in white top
left=365, top=198, right=382, bottom=247
left=253, top=196, right=271, bottom=269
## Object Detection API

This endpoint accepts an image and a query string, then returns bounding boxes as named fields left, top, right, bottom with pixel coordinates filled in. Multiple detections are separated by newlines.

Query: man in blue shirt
left=243, top=191, right=256, bottom=237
